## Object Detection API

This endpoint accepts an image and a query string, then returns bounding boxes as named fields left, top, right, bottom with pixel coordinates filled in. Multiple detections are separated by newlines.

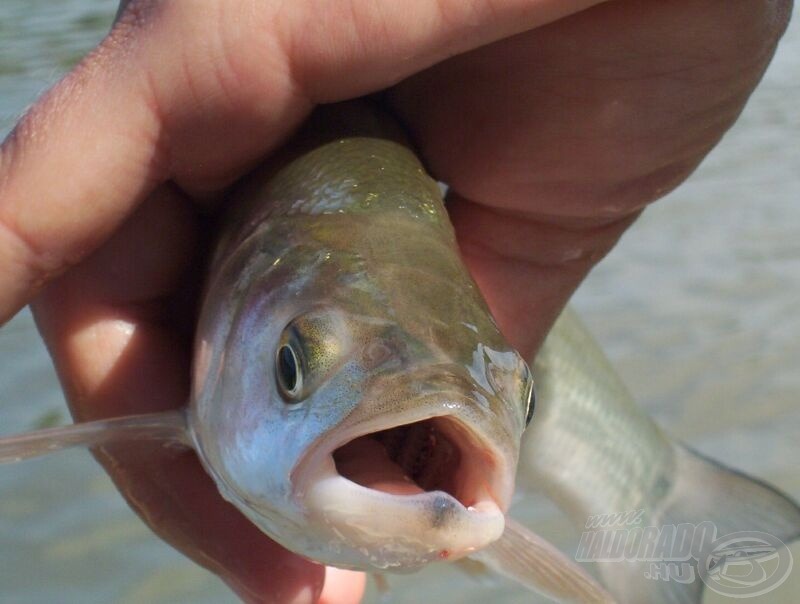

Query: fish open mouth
left=332, top=417, right=491, bottom=508
left=295, top=412, right=510, bottom=569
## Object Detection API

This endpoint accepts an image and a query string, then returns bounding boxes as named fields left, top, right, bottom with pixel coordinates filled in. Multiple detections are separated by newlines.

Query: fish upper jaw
left=290, top=399, right=515, bottom=570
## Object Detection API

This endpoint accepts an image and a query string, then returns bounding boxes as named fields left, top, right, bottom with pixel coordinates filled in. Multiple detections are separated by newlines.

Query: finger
left=319, top=568, right=367, bottom=604
left=0, top=0, right=609, bottom=324
left=31, top=188, right=356, bottom=603
left=448, top=193, right=637, bottom=356
left=393, top=0, right=789, bottom=215
left=388, top=0, right=790, bottom=353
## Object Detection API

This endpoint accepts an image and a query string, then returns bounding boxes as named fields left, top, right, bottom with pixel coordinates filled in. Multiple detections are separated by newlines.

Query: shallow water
left=0, top=2, right=798, bottom=603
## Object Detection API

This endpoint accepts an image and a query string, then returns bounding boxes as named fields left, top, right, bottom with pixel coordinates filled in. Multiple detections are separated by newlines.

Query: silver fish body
left=520, top=306, right=672, bottom=521
left=519, top=307, right=800, bottom=603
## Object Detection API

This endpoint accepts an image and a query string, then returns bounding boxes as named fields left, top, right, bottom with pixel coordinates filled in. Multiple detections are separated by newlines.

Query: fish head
left=292, top=303, right=534, bottom=571
left=191, top=217, right=534, bottom=572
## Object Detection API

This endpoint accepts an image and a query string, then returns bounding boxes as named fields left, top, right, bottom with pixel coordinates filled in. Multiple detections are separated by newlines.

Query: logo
left=576, top=510, right=793, bottom=598
left=698, top=531, right=793, bottom=598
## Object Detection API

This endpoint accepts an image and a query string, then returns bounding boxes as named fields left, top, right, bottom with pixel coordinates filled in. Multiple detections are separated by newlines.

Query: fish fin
left=470, top=516, right=616, bottom=603
left=589, top=443, right=800, bottom=604
left=0, top=410, right=189, bottom=464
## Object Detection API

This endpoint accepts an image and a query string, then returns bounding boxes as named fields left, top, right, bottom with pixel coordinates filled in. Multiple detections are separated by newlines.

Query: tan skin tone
left=0, top=0, right=791, bottom=602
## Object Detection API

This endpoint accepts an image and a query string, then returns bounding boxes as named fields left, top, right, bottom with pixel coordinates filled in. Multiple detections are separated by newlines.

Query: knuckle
left=0, top=212, right=65, bottom=288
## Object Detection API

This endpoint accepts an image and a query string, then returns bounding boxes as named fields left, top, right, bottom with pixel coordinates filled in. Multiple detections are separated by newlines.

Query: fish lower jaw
left=303, top=457, right=505, bottom=570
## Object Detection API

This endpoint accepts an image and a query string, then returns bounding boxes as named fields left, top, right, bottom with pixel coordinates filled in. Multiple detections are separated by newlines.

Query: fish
left=0, top=102, right=798, bottom=604
left=0, top=102, right=611, bottom=603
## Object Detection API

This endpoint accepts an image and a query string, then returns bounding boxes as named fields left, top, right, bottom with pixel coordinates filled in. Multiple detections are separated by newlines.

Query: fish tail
left=0, top=410, right=190, bottom=464
left=586, top=442, right=800, bottom=603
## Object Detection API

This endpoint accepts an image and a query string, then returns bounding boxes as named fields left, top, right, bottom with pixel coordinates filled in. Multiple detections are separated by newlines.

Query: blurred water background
left=0, top=2, right=798, bottom=602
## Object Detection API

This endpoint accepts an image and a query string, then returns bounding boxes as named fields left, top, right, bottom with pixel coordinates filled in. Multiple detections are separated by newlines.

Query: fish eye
left=274, top=311, right=343, bottom=403
left=487, top=357, right=535, bottom=427
left=276, top=343, right=303, bottom=401
left=524, top=377, right=536, bottom=427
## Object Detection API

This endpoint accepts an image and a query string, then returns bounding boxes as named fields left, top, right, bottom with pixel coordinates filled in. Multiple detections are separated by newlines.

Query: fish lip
left=301, top=462, right=506, bottom=569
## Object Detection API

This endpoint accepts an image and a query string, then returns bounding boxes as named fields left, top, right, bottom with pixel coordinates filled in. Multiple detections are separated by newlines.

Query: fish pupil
left=277, top=345, right=299, bottom=396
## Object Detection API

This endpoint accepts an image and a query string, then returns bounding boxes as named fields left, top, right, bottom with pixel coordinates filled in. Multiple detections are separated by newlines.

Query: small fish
left=2, top=103, right=798, bottom=604
left=0, top=103, right=610, bottom=603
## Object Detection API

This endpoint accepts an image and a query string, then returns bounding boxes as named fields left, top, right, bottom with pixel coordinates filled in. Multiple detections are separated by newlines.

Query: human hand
left=0, top=0, right=789, bottom=602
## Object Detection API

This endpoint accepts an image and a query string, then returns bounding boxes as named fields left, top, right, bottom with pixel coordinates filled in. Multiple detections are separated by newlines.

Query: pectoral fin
left=0, top=410, right=189, bottom=463
left=470, top=516, right=616, bottom=603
